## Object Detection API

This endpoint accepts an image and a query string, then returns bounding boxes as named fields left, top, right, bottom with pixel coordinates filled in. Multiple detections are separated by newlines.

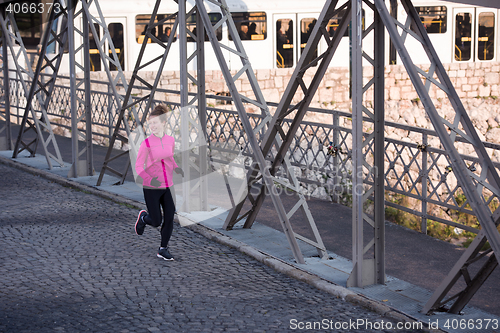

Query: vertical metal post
left=107, top=83, right=113, bottom=139
left=373, top=0, right=500, bottom=312
left=68, top=0, right=94, bottom=177
left=349, top=0, right=364, bottom=288
left=332, top=112, right=340, bottom=203
left=196, top=9, right=208, bottom=211
left=179, top=1, right=188, bottom=108
left=373, top=6, right=386, bottom=284
left=179, top=0, right=191, bottom=212
left=421, top=132, right=428, bottom=234
left=83, top=5, right=93, bottom=176
left=0, top=6, right=12, bottom=151
left=388, top=0, right=398, bottom=65
left=68, top=1, right=79, bottom=177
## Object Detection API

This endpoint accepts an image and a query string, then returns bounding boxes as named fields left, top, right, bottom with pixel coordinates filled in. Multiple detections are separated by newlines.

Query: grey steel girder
left=223, top=0, right=385, bottom=286
left=96, top=0, right=209, bottom=213
left=222, top=0, right=351, bottom=258
left=223, top=0, right=349, bottom=236
left=0, top=7, right=12, bottom=151
left=80, top=0, right=144, bottom=186
left=373, top=0, right=500, bottom=314
left=347, top=0, right=386, bottom=288
left=68, top=0, right=94, bottom=177
left=5, top=0, right=67, bottom=168
left=96, top=0, right=178, bottom=186
left=196, top=0, right=330, bottom=263
left=179, top=1, right=209, bottom=212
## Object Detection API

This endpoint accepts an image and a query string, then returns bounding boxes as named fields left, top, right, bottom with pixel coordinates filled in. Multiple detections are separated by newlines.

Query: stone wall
left=84, top=61, right=500, bottom=140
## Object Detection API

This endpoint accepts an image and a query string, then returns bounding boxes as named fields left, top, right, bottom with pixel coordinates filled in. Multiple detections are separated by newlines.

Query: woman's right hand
left=150, top=176, right=161, bottom=187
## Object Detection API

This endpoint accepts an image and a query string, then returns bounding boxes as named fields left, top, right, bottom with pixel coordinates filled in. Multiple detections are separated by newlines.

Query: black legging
left=143, top=187, right=175, bottom=248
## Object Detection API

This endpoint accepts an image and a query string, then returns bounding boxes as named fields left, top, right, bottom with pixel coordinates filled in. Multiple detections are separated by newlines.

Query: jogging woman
left=134, top=104, right=183, bottom=260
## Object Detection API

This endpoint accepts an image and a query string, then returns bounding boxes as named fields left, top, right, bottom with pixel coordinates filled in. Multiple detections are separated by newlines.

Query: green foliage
left=385, top=190, right=500, bottom=247
left=384, top=194, right=421, bottom=232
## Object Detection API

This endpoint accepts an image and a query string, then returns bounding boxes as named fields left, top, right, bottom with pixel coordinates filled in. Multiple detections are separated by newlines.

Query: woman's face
left=148, top=115, right=165, bottom=136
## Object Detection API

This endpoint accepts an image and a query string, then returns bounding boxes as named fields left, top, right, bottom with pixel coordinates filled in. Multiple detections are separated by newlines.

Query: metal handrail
left=455, top=44, right=462, bottom=61
left=276, top=51, right=285, bottom=68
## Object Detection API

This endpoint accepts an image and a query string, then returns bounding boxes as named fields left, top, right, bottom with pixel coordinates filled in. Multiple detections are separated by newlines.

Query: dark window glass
left=327, top=9, right=365, bottom=38
left=89, top=23, right=101, bottom=71
left=229, top=12, right=267, bottom=41
left=109, top=23, right=124, bottom=71
left=455, top=13, right=472, bottom=61
left=14, top=0, right=42, bottom=49
left=300, top=18, right=317, bottom=66
left=136, top=13, right=222, bottom=43
left=415, top=6, right=447, bottom=34
left=478, top=12, right=495, bottom=60
left=276, top=19, right=293, bottom=68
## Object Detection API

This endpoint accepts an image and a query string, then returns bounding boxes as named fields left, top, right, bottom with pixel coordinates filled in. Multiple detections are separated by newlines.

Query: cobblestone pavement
left=0, top=164, right=427, bottom=333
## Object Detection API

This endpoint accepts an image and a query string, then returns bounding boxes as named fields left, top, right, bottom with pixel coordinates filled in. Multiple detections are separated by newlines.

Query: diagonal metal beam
left=223, top=0, right=348, bottom=262
left=84, top=0, right=150, bottom=186
left=97, top=0, right=167, bottom=186
left=7, top=0, right=68, bottom=168
left=97, top=0, right=209, bottom=213
left=197, top=0, right=323, bottom=263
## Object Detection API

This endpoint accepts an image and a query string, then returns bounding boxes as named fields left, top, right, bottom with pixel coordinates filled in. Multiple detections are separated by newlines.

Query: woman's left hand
left=175, top=167, right=184, bottom=177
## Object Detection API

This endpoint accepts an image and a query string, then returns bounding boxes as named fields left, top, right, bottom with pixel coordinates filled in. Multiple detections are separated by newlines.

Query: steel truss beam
left=96, top=0, right=173, bottom=186
left=224, top=0, right=384, bottom=283
left=97, top=0, right=209, bottom=212
left=79, top=0, right=146, bottom=186
left=347, top=0, right=386, bottom=287
left=3, top=0, right=68, bottom=168
left=226, top=1, right=385, bottom=268
left=76, top=0, right=155, bottom=180
left=0, top=7, right=12, bottom=151
left=178, top=1, right=208, bottom=212
left=194, top=0, right=326, bottom=263
left=372, top=0, right=500, bottom=314
left=77, top=0, right=143, bottom=186
left=96, top=1, right=168, bottom=186
left=97, top=0, right=327, bottom=263
left=1, top=0, right=125, bottom=174
left=67, top=0, right=93, bottom=177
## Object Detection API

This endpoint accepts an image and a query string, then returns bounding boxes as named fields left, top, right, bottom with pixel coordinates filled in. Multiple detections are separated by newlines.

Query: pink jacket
left=135, top=134, right=178, bottom=188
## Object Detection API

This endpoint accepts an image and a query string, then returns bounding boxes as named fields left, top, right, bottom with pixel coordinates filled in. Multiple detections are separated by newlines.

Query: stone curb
left=0, top=155, right=443, bottom=333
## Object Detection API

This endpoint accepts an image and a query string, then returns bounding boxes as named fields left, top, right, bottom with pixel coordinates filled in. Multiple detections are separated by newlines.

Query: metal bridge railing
left=2, top=70, right=499, bottom=236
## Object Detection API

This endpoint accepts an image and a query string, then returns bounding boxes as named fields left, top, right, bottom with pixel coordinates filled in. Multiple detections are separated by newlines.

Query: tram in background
left=9, top=0, right=500, bottom=72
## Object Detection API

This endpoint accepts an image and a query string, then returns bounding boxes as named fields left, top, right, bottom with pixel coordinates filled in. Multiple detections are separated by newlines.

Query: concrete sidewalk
left=1, top=149, right=499, bottom=333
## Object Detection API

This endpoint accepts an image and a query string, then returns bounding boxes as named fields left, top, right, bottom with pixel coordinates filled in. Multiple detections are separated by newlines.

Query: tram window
left=89, top=23, right=101, bottom=71
left=478, top=12, right=495, bottom=61
left=109, top=23, right=124, bottom=71
left=186, top=13, right=222, bottom=42
left=455, top=13, right=472, bottom=61
left=301, top=18, right=316, bottom=50
left=300, top=18, right=317, bottom=65
left=229, top=12, right=266, bottom=41
left=327, top=9, right=364, bottom=38
left=415, top=6, right=447, bottom=34
left=276, top=19, right=293, bottom=68
left=136, top=14, right=177, bottom=43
